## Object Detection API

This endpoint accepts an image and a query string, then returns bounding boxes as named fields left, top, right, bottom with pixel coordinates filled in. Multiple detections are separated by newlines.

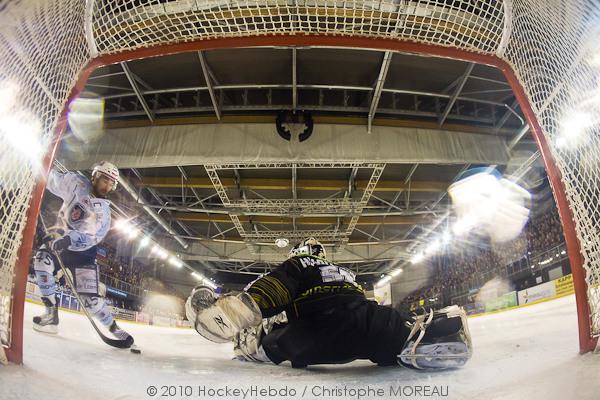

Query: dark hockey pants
left=262, top=300, right=411, bottom=367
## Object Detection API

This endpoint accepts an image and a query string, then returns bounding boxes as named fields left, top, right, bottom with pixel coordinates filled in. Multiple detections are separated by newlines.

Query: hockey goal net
left=1, top=0, right=598, bottom=363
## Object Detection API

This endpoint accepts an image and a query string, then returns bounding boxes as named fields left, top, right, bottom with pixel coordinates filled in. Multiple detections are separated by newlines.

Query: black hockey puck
left=130, top=345, right=141, bottom=354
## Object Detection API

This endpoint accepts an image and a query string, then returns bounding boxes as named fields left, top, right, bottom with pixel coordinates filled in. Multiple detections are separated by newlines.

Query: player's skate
left=398, top=305, right=472, bottom=370
left=33, top=296, right=59, bottom=334
left=109, top=321, right=134, bottom=347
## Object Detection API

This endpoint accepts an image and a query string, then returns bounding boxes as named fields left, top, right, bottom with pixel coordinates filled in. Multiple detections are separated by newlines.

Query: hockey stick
left=39, top=217, right=133, bottom=349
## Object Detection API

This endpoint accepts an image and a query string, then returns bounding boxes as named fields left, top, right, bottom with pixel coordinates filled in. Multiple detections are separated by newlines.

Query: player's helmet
left=288, top=237, right=326, bottom=259
left=92, top=161, right=119, bottom=191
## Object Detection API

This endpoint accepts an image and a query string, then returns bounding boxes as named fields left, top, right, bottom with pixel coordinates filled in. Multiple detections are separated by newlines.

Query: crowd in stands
left=400, top=206, right=565, bottom=310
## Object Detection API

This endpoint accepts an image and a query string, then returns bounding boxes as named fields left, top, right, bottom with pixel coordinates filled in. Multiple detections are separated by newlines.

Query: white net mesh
left=501, top=0, right=600, bottom=337
left=1, top=0, right=599, bottom=355
left=0, top=0, right=89, bottom=349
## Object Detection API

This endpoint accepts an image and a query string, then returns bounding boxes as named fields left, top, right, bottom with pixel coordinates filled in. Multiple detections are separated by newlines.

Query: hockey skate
left=398, top=305, right=472, bottom=370
left=109, top=321, right=134, bottom=347
left=33, top=296, right=59, bottom=334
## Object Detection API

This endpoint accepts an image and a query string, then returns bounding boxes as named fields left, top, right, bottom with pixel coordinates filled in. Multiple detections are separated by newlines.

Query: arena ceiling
left=57, top=46, right=542, bottom=289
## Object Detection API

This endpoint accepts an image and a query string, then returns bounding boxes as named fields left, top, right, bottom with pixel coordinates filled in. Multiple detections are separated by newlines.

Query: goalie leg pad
left=193, top=292, right=262, bottom=343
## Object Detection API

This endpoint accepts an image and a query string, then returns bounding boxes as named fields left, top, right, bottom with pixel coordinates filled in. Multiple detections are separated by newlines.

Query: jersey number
left=319, top=265, right=356, bottom=284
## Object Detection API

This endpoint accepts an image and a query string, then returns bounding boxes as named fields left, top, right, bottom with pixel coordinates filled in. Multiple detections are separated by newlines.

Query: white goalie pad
left=192, top=292, right=262, bottom=343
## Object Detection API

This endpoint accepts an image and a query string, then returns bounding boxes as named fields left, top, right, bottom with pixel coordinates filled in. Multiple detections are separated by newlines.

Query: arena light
left=114, top=219, right=130, bottom=232
left=127, top=228, right=139, bottom=239
left=377, top=275, right=392, bottom=287
left=191, top=272, right=202, bottom=280
left=390, top=268, right=403, bottom=277
left=275, top=237, right=289, bottom=248
left=452, top=216, right=475, bottom=235
left=169, top=256, right=183, bottom=268
left=158, top=249, right=169, bottom=260
left=442, top=230, right=452, bottom=244
left=1, top=114, right=43, bottom=161
left=0, top=81, right=19, bottom=114
left=139, top=236, right=151, bottom=248
left=557, top=110, right=593, bottom=148
left=425, top=239, right=441, bottom=254
left=411, top=253, right=425, bottom=264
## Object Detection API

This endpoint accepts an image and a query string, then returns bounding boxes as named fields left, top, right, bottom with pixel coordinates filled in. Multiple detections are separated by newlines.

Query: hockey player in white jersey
left=32, top=161, right=134, bottom=347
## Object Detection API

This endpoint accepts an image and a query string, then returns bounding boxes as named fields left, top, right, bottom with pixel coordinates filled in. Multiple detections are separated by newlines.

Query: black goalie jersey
left=246, top=255, right=366, bottom=319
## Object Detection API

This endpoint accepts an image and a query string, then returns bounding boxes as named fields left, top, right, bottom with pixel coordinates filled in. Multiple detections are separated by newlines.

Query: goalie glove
left=186, top=286, right=262, bottom=343
left=42, top=229, right=72, bottom=252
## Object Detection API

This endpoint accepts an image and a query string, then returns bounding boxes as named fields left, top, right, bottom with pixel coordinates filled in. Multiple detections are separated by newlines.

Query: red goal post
left=1, top=1, right=598, bottom=364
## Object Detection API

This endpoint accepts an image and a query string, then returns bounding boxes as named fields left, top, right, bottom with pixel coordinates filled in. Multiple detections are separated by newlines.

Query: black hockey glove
left=42, top=229, right=71, bottom=251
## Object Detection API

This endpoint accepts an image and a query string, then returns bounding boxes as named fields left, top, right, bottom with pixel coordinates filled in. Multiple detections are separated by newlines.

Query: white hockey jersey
left=46, top=169, right=111, bottom=252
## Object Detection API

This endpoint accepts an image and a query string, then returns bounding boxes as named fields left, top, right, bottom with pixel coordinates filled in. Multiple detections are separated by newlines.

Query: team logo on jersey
left=69, top=203, right=87, bottom=223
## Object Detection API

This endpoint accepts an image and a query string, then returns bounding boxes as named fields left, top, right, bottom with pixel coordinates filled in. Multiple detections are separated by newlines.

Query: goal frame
left=5, top=34, right=597, bottom=364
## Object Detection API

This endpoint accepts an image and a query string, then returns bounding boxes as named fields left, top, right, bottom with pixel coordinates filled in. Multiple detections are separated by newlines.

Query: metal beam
left=120, top=62, right=154, bottom=123
left=174, top=213, right=431, bottom=226
left=508, top=124, right=531, bottom=150
left=198, top=51, right=221, bottom=120
left=370, top=163, right=420, bottom=237
left=99, top=83, right=511, bottom=108
left=292, top=164, right=297, bottom=200
left=118, top=175, right=188, bottom=249
left=439, top=63, right=475, bottom=126
left=140, top=177, right=448, bottom=192
left=368, top=51, right=393, bottom=134
left=494, top=100, right=524, bottom=132
left=344, top=164, right=386, bottom=240
left=292, top=48, right=297, bottom=111
left=347, top=167, right=359, bottom=198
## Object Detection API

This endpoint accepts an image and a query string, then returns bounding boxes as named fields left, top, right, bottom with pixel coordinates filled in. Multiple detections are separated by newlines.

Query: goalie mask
left=288, top=237, right=326, bottom=259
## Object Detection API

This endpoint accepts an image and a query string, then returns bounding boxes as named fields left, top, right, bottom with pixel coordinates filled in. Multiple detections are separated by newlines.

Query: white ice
left=1, top=295, right=599, bottom=400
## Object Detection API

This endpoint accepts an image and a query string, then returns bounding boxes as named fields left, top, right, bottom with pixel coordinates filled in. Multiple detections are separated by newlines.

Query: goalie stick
left=39, top=217, right=134, bottom=349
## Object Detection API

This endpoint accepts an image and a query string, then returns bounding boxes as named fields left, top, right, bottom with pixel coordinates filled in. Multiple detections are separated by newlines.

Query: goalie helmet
left=288, top=237, right=326, bottom=259
left=92, top=161, right=119, bottom=191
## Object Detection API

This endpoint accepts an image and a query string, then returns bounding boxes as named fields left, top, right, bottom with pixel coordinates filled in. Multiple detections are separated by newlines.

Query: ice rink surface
left=2, top=295, right=600, bottom=400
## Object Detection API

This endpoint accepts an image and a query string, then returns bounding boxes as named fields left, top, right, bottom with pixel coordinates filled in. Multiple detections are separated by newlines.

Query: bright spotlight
left=0, top=81, right=19, bottom=114
left=411, top=253, right=425, bottom=264
left=128, top=229, right=139, bottom=239
left=425, top=239, right=441, bottom=254
left=114, top=219, right=129, bottom=231
left=139, top=236, right=151, bottom=248
left=557, top=110, right=593, bottom=148
left=377, top=276, right=392, bottom=287
left=442, top=230, right=452, bottom=244
left=275, top=238, right=289, bottom=248
left=169, top=257, right=183, bottom=268
left=158, top=250, right=168, bottom=260
left=1, top=114, right=43, bottom=160
left=191, top=272, right=202, bottom=280
left=390, top=269, right=403, bottom=277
